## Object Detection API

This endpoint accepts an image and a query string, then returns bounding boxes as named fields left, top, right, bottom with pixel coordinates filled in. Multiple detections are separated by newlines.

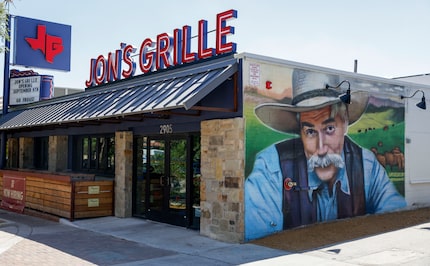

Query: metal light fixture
left=400, top=89, right=426, bottom=110
left=325, top=80, right=351, bottom=104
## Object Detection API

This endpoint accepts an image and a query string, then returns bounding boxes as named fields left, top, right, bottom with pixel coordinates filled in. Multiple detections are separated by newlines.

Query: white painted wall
left=403, top=87, right=430, bottom=206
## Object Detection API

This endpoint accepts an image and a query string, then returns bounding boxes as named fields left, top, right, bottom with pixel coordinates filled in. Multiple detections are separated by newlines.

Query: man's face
left=300, top=105, right=347, bottom=181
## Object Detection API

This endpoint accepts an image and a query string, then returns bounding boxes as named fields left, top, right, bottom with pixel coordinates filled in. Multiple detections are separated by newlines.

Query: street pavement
left=1, top=209, right=430, bottom=265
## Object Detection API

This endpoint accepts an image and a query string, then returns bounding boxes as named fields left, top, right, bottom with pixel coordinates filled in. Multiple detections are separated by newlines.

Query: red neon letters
left=85, top=9, right=237, bottom=87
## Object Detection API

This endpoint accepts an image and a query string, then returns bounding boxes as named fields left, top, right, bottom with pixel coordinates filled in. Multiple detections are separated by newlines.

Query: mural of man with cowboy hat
left=245, top=69, right=406, bottom=241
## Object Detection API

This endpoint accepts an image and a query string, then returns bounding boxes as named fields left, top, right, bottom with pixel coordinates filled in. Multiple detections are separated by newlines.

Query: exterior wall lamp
left=325, top=80, right=351, bottom=104
left=401, top=89, right=426, bottom=110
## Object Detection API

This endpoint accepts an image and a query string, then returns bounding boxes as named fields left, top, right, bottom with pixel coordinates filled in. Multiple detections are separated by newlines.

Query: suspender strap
left=277, top=139, right=317, bottom=229
left=341, top=137, right=366, bottom=217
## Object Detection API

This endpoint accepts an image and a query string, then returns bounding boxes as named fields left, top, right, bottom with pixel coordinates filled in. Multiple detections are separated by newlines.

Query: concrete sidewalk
left=64, top=216, right=290, bottom=265
left=69, top=216, right=430, bottom=265
left=1, top=209, right=430, bottom=265
left=244, top=223, right=430, bottom=265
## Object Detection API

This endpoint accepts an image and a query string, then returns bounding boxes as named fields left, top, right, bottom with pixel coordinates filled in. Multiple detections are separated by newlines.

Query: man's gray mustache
left=308, top=154, right=345, bottom=172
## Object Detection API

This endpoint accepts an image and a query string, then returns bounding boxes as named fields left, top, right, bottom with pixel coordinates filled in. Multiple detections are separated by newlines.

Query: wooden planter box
left=0, top=170, right=114, bottom=220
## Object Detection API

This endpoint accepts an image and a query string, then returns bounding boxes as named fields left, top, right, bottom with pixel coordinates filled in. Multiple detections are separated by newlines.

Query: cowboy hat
left=254, top=69, right=369, bottom=134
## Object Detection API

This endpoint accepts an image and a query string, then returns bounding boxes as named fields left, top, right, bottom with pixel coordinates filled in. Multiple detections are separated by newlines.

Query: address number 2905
left=159, top=124, right=173, bottom=134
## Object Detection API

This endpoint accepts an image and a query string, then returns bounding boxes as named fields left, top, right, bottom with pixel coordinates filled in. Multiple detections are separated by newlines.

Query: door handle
left=160, top=175, right=170, bottom=186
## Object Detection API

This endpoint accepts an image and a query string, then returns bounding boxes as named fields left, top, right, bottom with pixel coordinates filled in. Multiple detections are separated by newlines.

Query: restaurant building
left=1, top=10, right=430, bottom=243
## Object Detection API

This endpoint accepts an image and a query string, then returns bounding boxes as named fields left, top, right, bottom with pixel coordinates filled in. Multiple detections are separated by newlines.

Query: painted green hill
left=349, top=108, right=403, bottom=134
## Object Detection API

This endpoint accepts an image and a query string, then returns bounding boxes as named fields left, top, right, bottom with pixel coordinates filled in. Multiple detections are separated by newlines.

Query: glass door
left=134, top=135, right=200, bottom=227
left=147, top=139, right=166, bottom=213
left=167, top=139, right=187, bottom=213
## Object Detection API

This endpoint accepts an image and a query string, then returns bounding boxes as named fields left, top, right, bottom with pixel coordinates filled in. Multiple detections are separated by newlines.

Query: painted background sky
left=2, top=0, right=430, bottom=91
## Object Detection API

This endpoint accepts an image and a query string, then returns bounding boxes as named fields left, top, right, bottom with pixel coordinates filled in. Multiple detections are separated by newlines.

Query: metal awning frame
left=0, top=55, right=239, bottom=131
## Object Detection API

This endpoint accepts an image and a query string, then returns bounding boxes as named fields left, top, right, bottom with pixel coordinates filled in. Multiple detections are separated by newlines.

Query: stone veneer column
left=48, top=136, right=68, bottom=172
left=19, top=137, right=34, bottom=169
left=114, top=131, right=133, bottom=217
left=200, top=117, right=245, bottom=243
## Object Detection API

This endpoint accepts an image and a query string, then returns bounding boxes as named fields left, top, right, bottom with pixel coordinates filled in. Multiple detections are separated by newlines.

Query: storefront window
left=6, top=138, right=19, bottom=168
left=90, top=137, right=97, bottom=169
left=34, top=137, right=48, bottom=170
left=82, top=137, right=89, bottom=168
left=107, top=137, right=115, bottom=169
left=77, top=135, right=115, bottom=175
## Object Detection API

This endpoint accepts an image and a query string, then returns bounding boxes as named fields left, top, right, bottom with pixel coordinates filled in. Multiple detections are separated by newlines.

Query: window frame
left=74, top=134, right=115, bottom=176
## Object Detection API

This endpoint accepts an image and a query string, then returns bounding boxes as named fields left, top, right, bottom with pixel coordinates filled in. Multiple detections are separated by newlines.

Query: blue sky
left=3, top=0, right=430, bottom=90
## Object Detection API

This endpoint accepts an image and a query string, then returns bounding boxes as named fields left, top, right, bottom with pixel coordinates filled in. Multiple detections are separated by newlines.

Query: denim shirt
left=244, top=143, right=407, bottom=241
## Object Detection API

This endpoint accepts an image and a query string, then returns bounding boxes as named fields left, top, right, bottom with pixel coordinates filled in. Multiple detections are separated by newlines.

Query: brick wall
left=200, top=117, right=245, bottom=243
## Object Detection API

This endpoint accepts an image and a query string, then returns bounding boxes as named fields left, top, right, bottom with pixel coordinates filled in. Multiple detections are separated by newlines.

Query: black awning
left=0, top=56, right=238, bottom=130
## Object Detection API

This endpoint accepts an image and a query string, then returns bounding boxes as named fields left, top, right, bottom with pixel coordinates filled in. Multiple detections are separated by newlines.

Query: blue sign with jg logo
left=13, top=16, right=71, bottom=71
